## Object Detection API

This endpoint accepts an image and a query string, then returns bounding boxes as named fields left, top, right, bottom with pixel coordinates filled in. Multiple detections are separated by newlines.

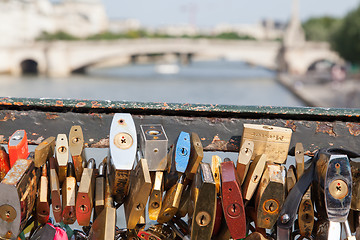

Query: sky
left=102, top=0, right=359, bottom=27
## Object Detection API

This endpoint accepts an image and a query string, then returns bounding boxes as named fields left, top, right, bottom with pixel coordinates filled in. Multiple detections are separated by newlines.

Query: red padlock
left=8, top=130, right=29, bottom=167
left=0, top=146, right=10, bottom=181
left=220, top=160, right=246, bottom=239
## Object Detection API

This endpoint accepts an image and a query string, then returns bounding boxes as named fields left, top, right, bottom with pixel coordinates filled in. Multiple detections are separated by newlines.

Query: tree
left=331, top=5, right=360, bottom=64
left=302, top=16, right=340, bottom=42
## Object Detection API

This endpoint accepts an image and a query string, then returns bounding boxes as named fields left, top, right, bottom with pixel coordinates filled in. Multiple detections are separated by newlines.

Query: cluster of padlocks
left=0, top=113, right=357, bottom=239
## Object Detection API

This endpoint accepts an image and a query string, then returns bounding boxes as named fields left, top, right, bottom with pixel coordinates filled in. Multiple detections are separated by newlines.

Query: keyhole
left=232, top=204, right=237, bottom=213
left=268, top=202, right=274, bottom=211
left=121, top=138, right=126, bottom=144
left=336, top=185, right=341, bottom=191
left=181, top=148, right=187, bottom=155
left=58, top=146, right=66, bottom=153
left=5, top=211, right=10, bottom=218
left=253, top=175, right=258, bottom=182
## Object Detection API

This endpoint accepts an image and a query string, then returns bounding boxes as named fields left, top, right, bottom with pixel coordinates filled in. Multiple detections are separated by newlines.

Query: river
left=0, top=60, right=305, bottom=107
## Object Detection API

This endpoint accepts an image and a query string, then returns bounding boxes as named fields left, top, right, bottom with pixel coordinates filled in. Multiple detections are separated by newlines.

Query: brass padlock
left=34, top=136, right=55, bottom=168
left=255, top=163, right=285, bottom=229
left=69, top=126, right=86, bottom=182
left=94, top=162, right=106, bottom=221
left=88, top=176, right=116, bottom=240
left=236, top=139, right=254, bottom=185
left=137, top=221, right=176, bottom=240
left=148, top=171, right=164, bottom=221
left=296, top=143, right=314, bottom=238
left=286, top=165, right=296, bottom=194
left=76, top=158, right=96, bottom=226
left=242, top=154, right=267, bottom=201
left=190, top=162, right=216, bottom=240
left=49, top=157, right=62, bottom=223
left=124, top=158, right=152, bottom=229
left=184, top=132, right=203, bottom=185
left=176, top=184, right=191, bottom=218
left=108, top=113, right=137, bottom=204
left=241, top=124, right=292, bottom=163
left=0, top=146, right=10, bottom=182
left=55, top=134, right=69, bottom=185
left=220, top=160, right=246, bottom=239
left=0, top=159, right=39, bottom=240
left=158, top=175, right=185, bottom=224
left=37, top=164, right=50, bottom=224
left=62, top=162, right=77, bottom=224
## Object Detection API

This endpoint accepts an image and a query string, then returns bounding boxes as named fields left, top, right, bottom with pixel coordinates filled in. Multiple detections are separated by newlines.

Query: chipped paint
left=285, top=120, right=296, bottom=132
left=0, top=112, right=16, bottom=122
left=45, top=113, right=59, bottom=120
left=90, top=138, right=109, bottom=148
left=346, top=123, right=360, bottom=136
left=316, top=122, right=336, bottom=137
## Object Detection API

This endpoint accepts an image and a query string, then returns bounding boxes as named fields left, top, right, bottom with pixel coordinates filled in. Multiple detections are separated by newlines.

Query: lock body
left=241, top=124, right=292, bottom=163
left=8, top=130, right=29, bottom=167
left=69, top=125, right=86, bottom=182
left=148, top=171, right=163, bottom=220
left=34, top=136, right=55, bottom=168
left=0, top=146, right=10, bottom=182
left=184, top=132, right=203, bottom=183
left=55, top=134, right=69, bottom=185
left=242, top=154, right=267, bottom=201
left=236, top=140, right=254, bottom=185
left=0, top=159, right=38, bottom=240
left=37, top=165, right=50, bottom=224
left=62, top=162, right=77, bottom=224
left=49, top=157, right=62, bottom=223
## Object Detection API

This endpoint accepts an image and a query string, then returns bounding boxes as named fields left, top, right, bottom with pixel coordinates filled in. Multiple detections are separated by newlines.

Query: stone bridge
left=0, top=39, right=341, bottom=77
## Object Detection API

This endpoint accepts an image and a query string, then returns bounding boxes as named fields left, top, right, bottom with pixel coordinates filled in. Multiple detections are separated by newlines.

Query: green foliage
left=36, top=31, right=79, bottom=41
left=302, top=16, right=341, bottom=41
left=331, top=5, right=360, bottom=64
left=214, top=32, right=256, bottom=40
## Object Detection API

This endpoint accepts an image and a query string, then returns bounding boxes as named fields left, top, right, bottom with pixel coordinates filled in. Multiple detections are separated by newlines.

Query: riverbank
left=278, top=73, right=360, bottom=108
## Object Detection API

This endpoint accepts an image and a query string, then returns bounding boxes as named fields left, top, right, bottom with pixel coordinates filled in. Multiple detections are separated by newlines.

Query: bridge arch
left=20, top=59, right=39, bottom=74
left=307, top=59, right=336, bottom=73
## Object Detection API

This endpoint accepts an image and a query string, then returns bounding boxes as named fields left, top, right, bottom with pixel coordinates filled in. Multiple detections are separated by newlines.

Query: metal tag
left=255, top=163, right=285, bottom=229
left=69, top=125, right=85, bottom=182
left=140, top=124, right=168, bottom=171
left=220, top=160, right=246, bottom=239
left=236, top=140, right=254, bottom=185
left=242, top=154, right=267, bottom=201
left=0, top=159, right=38, bottom=240
left=34, top=136, right=55, bottom=168
left=124, top=158, right=152, bottom=229
left=8, top=130, right=29, bottom=167
left=55, top=134, right=69, bottom=185
left=76, top=158, right=96, bottom=226
left=190, top=163, right=216, bottom=240
left=241, top=124, right=292, bottom=163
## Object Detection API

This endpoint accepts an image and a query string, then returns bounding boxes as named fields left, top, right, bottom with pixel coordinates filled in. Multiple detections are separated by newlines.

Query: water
left=0, top=60, right=305, bottom=107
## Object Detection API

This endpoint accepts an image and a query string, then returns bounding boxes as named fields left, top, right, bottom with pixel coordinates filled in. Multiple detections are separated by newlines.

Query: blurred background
left=0, top=0, right=360, bottom=108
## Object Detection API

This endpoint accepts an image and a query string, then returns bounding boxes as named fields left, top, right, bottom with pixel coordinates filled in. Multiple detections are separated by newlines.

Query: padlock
left=148, top=171, right=164, bottom=220
left=94, top=162, right=106, bottom=220
left=220, top=160, right=246, bottom=239
left=176, top=184, right=191, bottom=218
left=296, top=143, right=314, bottom=238
left=0, top=159, right=39, bottom=240
left=343, top=220, right=356, bottom=240
left=212, top=197, right=223, bottom=237
left=158, top=175, right=185, bottom=224
left=88, top=176, right=116, bottom=240
left=137, top=221, right=176, bottom=240
left=164, top=145, right=178, bottom=191
left=55, top=134, right=69, bottom=185
left=236, top=139, right=254, bottom=185
left=242, top=154, right=267, bottom=201
left=34, top=136, right=55, bottom=168
left=76, top=158, right=96, bottom=226
left=241, top=124, right=292, bottom=164
left=173, top=131, right=191, bottom=174
left=37, top=164, right=50, bottom=224
left=190, top=162, right=216, bottom=240
left=167, top=220, right=190, bottom=240
left=244, top=232, right=267, bottom=240
left=286, top=165, right=296, bottom=194
left=8, top=130, right=29, bottom=167
left=49, top=156, right=62, bottom=223
left=139, top=124, right=168, bottom=171
left=314, top=151, right=352, bottom=222
left=69, top=126, right=86, bottom=182
left=108, top=113, right=137, bottom=204
left=184, top=132, right=203, bottom=185
left=62, top=162, right=77, bottom=224
left=124, top=158, right=152, bottom=229
left=255, top=163, right=285, bottom=229
left=29, top=223, right=56, bottom=240
left=0, top=146, right=10, bottom=182
left=211, top=155, right=221, bottom=196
